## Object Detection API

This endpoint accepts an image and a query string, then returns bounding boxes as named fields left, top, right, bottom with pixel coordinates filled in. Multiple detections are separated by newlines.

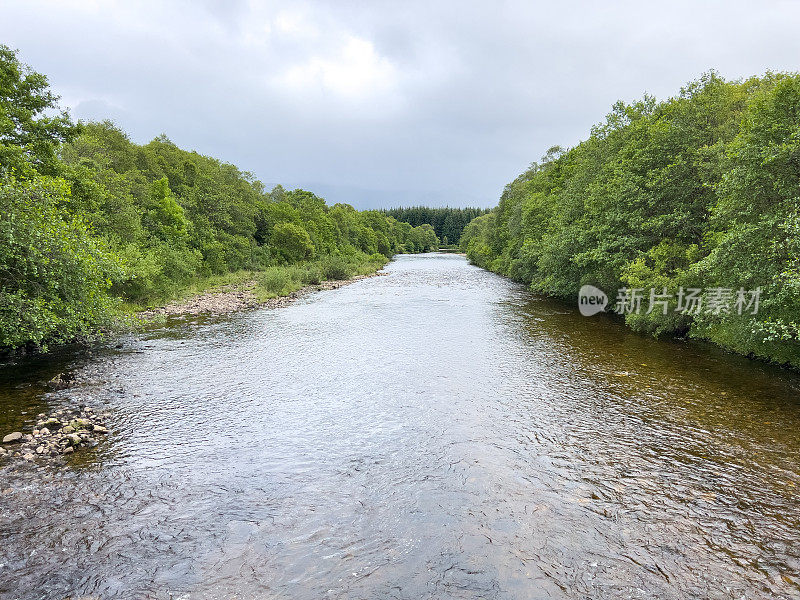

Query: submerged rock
left=4, top=404, right=110, bottom=463
left=70, top=418, right=93, bottom=430
left=39, top=418, right=62, bottom=430
left=48, top=372, right=76, bottom=390
left=2, top=432, right=23, bottom=444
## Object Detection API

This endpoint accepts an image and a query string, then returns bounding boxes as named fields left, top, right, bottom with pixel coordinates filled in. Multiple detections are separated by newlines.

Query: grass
left=253, top=253, right=389, bottom=301
left=255, top=265, right=306, bottom=299
left=117, top=269, right=258, bottom=314
left=121, top=252, right=391, bottom=312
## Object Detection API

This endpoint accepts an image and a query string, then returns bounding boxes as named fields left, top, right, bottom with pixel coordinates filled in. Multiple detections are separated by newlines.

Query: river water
left=1, top=253, right=799, bottom=599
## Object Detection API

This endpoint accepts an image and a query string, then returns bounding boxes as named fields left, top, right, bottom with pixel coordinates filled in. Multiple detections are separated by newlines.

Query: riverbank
left=138, top=272, right=386, bottom=318
left=0, top=253, right=393, bottom=358
left=468, top=260, right=800, bottom=372
left=134, top=253, right=390, bottom=319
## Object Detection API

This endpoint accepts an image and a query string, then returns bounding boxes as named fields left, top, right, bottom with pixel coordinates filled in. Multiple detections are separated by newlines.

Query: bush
left=270, top=222, right=314, bottom=263
left=257, top=266, right=302, bottom=297
left=302, top=264, right=324, bottom=285
left=319, top=255, right=355, bottom=280
left=0, top=176, right=120, bottom=349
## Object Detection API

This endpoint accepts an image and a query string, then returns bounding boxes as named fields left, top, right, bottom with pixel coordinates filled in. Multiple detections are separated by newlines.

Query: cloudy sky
left=2, top=1, right=799, bottom=208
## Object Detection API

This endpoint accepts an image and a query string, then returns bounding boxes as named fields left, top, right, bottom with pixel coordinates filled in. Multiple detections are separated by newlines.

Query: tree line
left=0, top=46, right=438, bottom=352
left=382, top=206, right=490, bottom=245
left=461, top=71, right=800, bottom=369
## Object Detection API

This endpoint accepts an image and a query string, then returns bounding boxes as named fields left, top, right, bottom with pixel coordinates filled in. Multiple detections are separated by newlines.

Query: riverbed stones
left=139, top=272, right=385, bottom=319
left=39, top=418, right=62, bottom=430
left=3, top=432, right=23, bottom=444
left=3, top=405, right=111, bottom=463
left=48, top=372, right=76, bottom=390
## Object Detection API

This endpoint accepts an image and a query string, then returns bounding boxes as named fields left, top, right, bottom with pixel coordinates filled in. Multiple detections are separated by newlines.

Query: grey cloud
left=2, top=0, right=799, bottom=208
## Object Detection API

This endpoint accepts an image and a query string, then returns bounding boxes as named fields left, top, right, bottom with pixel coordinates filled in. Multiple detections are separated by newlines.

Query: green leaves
left=270, top=222, right=315, bottom=263
left=0, top=176, right=120, bottom=348
left=0, top=45, right=79, bottom=177
left=465, top=71, right=800, bottom=368
left=0, top=48, right=438, bottom=351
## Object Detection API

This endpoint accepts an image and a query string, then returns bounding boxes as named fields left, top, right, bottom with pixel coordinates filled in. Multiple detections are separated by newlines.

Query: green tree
left=0, top=45, right=79, bottom=177
left=0, top=176, right=119, bottom=348
left=271, top=222, right=314, bottom=263
left=461, top=71, right=800, bottom=368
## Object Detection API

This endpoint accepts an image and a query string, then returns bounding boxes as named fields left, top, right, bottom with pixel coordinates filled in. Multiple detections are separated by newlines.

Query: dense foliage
left=462, top=72, right=800, bottom=368
left=0, top=46, right=437, bottom=351
left=383, top=206, right=489, bottom=245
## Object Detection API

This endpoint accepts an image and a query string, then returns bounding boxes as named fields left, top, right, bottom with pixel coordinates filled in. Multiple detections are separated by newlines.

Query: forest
left=0, top=46, right=438, bottom=352
left=461, top=71, right=800, bottom=369
left=383, top=206, right=489, bottom=245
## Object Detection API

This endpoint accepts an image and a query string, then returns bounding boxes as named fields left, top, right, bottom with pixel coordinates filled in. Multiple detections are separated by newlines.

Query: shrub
left=302, top=264, right=324, bottom=285
left=0, top=176, right=120, bottom=349
left=319, top=255, right=355, bottom=280
left=257, top=266, right=301, bottom=297
left=270, top=222, right=314, bottom=263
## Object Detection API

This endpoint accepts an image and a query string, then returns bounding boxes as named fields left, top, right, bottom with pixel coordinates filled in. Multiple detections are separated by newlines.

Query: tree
left=0, top=45, right=79, bottom=177
left=0, top=176, right=119, bottom=349
left=270, top=222, right=314, bottom=263
left=461, top=71, right=800, bottom=368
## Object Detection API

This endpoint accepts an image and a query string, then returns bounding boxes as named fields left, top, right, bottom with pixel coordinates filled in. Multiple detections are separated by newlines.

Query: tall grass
left=253, top=252, right=389, bottom=300
left=129, top=251, right=390, bottom=309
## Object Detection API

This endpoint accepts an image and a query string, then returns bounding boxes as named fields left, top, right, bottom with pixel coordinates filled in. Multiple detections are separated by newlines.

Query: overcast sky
left=2, top=1, right=799, bottom=208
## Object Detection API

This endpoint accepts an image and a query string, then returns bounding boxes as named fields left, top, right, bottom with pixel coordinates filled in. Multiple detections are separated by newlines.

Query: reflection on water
left=1, top=253, right=798, bottom=599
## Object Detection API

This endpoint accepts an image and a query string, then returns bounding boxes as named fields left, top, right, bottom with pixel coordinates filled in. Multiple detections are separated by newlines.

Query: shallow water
left=1, top=253, right=799, bottom=599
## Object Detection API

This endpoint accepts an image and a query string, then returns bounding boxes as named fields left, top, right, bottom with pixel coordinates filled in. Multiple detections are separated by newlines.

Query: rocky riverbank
left=1, top=406, right=110, bottom=462
left=139, top=273, right=385, bottom=318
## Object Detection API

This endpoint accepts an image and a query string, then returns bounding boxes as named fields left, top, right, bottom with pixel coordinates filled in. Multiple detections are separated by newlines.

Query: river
left=1, top=253, right=799, bottom=599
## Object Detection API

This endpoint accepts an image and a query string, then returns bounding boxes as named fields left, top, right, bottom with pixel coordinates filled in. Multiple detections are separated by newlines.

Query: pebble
left=2, top=432, right=23, bottom=444
left=3, top=405, right=110, bottom=464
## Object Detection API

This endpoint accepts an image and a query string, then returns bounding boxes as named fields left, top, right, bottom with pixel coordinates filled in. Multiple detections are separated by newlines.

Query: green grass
left=117, top=269, right=258, bottom=314
left=255, top=266, right=305, bottom=299
left=253, top=253, right=389, bottom=301
left=120, top=252, right=391, bottom=313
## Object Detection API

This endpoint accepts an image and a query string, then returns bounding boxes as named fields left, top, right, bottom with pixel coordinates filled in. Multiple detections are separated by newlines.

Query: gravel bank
left=139, top=273, right=385, bottom=318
